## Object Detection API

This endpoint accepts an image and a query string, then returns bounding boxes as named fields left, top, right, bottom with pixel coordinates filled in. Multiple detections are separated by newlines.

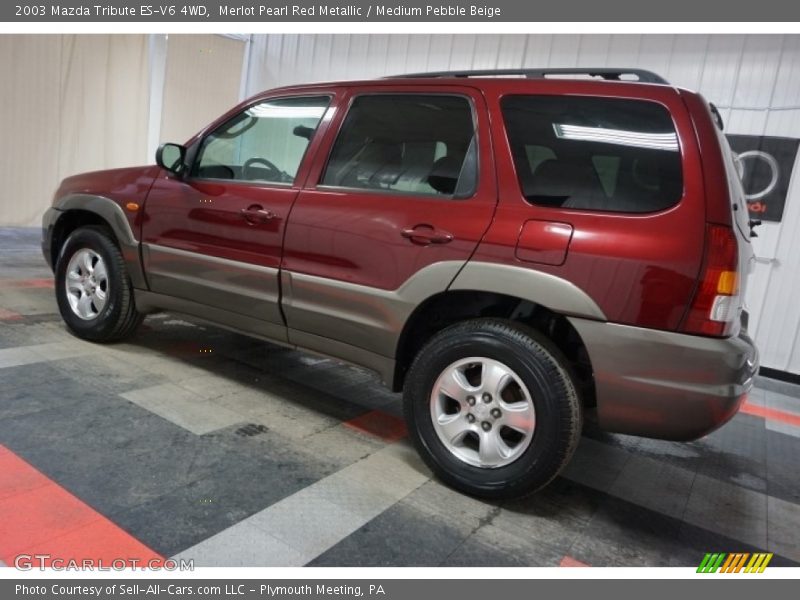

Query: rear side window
left=321, top=94, right=477, bottom=198
left=501, top=96, right=683, bottom=213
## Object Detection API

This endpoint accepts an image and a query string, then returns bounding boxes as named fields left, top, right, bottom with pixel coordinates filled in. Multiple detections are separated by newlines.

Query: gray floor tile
left=755, top=376, right=800, bottom=399
left=609, top=455, right=695, bottom=520
left=560, top=436, right=632, bottom=491
left=0, top=345, right=42, bottom=369
left=764, top=389, right=800, bottom=414
left=766, top=420, right=800, bottom=438
left=174, top=522, right=305, bottom=567
left=684, top=473, right=768, bottom=548
left=767, top=495, right=800, bottom=562
left=121, top=384, right=245, bottom=435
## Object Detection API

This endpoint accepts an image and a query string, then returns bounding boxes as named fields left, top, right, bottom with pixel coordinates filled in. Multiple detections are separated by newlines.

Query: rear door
left=281, top=85, right=497, bottom=358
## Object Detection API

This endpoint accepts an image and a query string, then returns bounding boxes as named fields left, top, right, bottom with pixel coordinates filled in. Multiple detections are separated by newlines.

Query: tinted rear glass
left=501, top=96, right=683, bottom=213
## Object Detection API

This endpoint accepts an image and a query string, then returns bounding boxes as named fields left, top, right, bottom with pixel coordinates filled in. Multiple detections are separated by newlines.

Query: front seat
left=427, top=155, right=465, bottom=195
left=337, top=141, right=404, bottom=190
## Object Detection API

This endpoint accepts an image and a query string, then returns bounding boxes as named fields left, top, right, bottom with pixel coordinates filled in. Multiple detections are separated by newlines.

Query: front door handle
left=241, top=205, right=275, bottom=224
left=401, top=225, right=454, bottom=245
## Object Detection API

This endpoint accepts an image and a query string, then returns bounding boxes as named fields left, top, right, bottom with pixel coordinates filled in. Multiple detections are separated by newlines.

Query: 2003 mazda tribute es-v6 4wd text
left=42, top=68, right=759, bottom=498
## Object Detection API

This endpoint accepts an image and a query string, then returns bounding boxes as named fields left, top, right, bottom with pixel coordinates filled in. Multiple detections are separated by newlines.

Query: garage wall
left=159, top=35, right=246, bottom=145
left=244, top=34, right=800, bottom=375
left=0, top=35, right=150, bottom=227
left=0, top=34, right=245, bottom=229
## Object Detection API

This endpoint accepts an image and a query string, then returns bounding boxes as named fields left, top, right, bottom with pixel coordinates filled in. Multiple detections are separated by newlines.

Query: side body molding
left=281, top=260, right=605, bottom=389
left=449, top=262, right=607, bottom=320
left=52, top=194, right=146, bottom=289
left=282, top=261, right=466, bottom=359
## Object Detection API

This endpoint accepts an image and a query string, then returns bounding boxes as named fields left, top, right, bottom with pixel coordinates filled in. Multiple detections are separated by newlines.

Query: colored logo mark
left=697, top=552, right=773, bottom=573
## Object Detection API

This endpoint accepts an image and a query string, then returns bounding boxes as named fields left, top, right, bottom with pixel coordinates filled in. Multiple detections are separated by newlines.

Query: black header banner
left=4, top=0, right=800, bottom=22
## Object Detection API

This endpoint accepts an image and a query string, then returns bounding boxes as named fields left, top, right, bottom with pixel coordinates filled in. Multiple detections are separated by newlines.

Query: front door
left=141, top=95, right=332, bottom=341
left=281, top=87, right=497, bottom=359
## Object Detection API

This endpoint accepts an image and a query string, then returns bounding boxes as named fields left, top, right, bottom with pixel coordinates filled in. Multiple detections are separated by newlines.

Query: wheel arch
left=50, top=195, right=146, bottom=289
left=392, top=289, right=597, bottom=409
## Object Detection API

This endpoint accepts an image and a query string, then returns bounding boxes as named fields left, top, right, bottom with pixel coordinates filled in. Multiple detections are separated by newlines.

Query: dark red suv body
left=43, top=69, right=759, bottom=498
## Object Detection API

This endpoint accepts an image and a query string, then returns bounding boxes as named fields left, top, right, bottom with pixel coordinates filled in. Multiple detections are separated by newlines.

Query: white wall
left=243, top=34, right=800, bottom=374
left=0, top=34, right=246, bottom=228
left=0, top=35, right=150, bottom=227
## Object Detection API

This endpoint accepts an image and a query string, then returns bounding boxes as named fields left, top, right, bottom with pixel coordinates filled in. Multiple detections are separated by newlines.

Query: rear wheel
left=403, top=318, right=582, bottom=499
left=54, top=226, right=143, bottom=342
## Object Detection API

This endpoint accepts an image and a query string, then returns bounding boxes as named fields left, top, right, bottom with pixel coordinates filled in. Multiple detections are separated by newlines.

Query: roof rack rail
left=387, top=68, right=669, bottom=85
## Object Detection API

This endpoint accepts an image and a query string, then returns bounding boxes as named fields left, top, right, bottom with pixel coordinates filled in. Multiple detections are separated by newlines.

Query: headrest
left=524, top=159, right=601, bottom=206
left=427, top=156, right=463, bottom=195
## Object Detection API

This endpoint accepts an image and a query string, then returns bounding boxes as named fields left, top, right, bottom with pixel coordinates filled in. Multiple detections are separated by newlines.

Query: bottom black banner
left=3, top=579, right=797, bottom=600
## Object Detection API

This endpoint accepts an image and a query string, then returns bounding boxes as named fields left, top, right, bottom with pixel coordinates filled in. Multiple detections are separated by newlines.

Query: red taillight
left=682, top=224, right=740, bottom=337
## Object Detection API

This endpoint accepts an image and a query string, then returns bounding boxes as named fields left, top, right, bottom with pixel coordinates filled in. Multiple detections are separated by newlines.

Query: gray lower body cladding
left=569, top=317, right=759, bottom=440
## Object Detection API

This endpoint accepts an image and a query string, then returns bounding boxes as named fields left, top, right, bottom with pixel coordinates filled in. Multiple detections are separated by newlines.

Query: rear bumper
left=568, top=318, right=759, bottom=441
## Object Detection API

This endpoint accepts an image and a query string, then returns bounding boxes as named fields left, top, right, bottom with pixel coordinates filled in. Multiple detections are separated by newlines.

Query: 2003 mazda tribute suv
left=43, top=68, right=759, bottom=498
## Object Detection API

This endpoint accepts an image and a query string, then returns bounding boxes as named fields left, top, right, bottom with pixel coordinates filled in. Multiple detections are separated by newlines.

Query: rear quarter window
left=501, top=95, right=683, bottom=213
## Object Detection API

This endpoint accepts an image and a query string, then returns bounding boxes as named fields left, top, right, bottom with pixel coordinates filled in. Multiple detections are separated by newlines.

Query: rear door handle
left=240, top=205, right=275, bottom=224
left=401, top=225, right=454, bottom=245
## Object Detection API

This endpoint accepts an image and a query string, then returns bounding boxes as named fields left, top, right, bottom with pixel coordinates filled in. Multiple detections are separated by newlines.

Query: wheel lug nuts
left=466, top=414, right=476, bottom=423
left=491, top=408, right=502, bottom=418
left=482, top=393, right=492, bottom=403
left=481, top=421, right=492, bottom=431
left=466, top=396, right=476, bottom=406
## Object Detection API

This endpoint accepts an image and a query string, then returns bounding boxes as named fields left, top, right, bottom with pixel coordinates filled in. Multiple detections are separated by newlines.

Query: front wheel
left=403, top=319, right=582, bottom=499
left=54, top=226, right=143, bottom=342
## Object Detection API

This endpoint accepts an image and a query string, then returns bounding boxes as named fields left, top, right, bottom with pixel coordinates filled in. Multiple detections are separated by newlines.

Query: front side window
left=193, top=96, right=330, bottom=184
left=502, top=96, right=683, bottom=213
left=321, top=94, right=477, bottom=198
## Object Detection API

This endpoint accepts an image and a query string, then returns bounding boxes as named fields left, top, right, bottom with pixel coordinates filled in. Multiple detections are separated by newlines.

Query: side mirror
left=156, top=143, right=186, bottom=176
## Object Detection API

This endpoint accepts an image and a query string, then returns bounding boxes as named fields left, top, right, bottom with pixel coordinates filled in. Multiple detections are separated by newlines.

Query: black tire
left=54, top=226, right=143, bottom=342
left=403, top=318, right=582, bottom=499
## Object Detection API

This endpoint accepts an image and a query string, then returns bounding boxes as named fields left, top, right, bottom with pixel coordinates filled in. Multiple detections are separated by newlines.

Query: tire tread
left=56, top=225, right=143, bottom=343
left=403, top=317, right=582, bottom=499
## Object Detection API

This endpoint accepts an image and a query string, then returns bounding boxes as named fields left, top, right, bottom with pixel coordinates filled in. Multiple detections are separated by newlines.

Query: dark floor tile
left=443, top=524, right=564, bottom=567
left=111, top=454, right=327, bottom=556
left=494, top=477, right=605, bottom=553
left=308, top=502, right=472, bottom=567
left=567, top=495, right=687, bottom=567
left=676, top=518, right=799, bottom=567
left=47, top=354, right=166, bottom=396
left=0, top=393, right=185, bottom=456
left=765, top=432, right=800, bottom=504
left=0, top=363, right=77, bottom=411
left=585, top=417, right=772, bottom=499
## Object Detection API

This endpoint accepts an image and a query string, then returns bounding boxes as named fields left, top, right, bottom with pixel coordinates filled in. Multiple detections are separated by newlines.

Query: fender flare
left=52, top=194, right=146, bottom=289
left=448, top=261, right=606, bottom=320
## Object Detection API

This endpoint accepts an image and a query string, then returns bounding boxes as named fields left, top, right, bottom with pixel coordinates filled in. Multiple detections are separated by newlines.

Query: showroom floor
left=1, top=226, right=799, bottom=568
